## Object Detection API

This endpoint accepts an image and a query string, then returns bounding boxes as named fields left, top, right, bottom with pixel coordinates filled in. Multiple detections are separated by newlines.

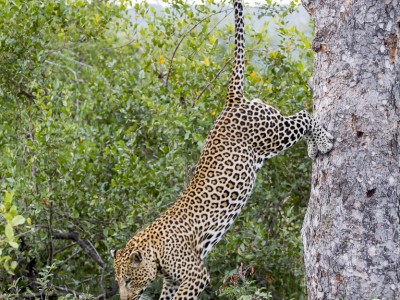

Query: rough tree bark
left=301, top=0, right=400, bottom=299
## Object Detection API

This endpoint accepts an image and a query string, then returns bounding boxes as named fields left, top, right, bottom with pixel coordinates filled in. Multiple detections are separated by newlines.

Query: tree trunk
left=301, top=0, right=400, bottom=299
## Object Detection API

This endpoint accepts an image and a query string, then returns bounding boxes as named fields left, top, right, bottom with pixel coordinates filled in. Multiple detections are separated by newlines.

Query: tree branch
left=52, top=230, right=106, bottom=269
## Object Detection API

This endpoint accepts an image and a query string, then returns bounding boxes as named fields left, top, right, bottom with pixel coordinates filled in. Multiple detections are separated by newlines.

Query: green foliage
left=0, top=0, right=313, bottom=298
left=218, top=264, right=273, bottom=299
left=0, top=190, right=28, bottom=275
left=220, top=284, right=272, bottom=300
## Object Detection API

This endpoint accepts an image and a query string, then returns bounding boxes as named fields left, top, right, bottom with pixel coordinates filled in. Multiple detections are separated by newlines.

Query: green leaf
left=3, top=190, right=14, bottom=209
left=8, top=241, right=19, bottom=249
left=5, top=224, right=14, bottom=240
left=11, top=215, right=26, bottom=226
left=3, top=259, right=15, bottom=275
left=3, top=212, right=13, bottom=223
left=10, top=260, right=18, bottom=269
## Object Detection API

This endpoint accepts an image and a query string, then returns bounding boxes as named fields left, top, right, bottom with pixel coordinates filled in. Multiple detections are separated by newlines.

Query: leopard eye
left=124, top=278, right=132, bottom=286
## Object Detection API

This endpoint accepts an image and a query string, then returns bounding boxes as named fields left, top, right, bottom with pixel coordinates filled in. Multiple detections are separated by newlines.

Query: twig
left=105, top=17, right=147, bottom=50
left=47, top=202, right=54, bottom=266
left=46, top=51, right=110, bottom=85
left=52, top=242, right=76, bottom=256
left=55, top=211, right=113, bottom=226
left=22, top=285, right=83, bottom=299
left=165, top=8, right=233, bottom=89
left=193, top=47, right=274, bottom=104
left=194, top=57, right=233, bottom=103
left=100, top=267, right=106, bottom=298
left=55, top=285, right=84, bottom=296
left=19, top=89, right=35, bottom=99
left=14, top=228, right=35, bottom=238
left=32, top=285, right=88, bottom=298
left=95, top=280, right=119, bottom=300
left=185, top=8, right=233, bottom=61
left=54, top=249, right=82, bottom=272
left=22, top=292, right=59, bottom=299
left=56, top=53, right=95, bottom=70
left=26, top=131, right=39, bottom=196
left=44, top=60, right=82, bottom=82
left=86, top=238, right=106, bottom=294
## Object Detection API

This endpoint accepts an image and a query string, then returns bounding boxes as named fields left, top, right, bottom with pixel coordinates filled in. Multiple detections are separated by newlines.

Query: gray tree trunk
left=300, top=0, right=400, bottom=299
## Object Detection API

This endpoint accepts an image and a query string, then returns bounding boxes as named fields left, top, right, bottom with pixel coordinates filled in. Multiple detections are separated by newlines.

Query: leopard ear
left=111, top=249, right=119, bottom=259
left=130, top=250, right=142, bottom=267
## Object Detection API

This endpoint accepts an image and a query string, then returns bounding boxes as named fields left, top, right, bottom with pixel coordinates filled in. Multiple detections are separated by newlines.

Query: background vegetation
left=0, top=0, right=313, bottom=299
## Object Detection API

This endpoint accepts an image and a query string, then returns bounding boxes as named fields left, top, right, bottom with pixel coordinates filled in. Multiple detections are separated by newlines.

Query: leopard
left=112, top=1, right=333, bottom=299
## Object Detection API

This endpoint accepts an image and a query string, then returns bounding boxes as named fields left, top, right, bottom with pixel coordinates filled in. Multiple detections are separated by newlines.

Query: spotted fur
left=112, top=1, right=333, bottom=299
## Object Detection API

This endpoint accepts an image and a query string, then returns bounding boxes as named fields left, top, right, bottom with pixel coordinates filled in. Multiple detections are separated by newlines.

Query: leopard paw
left=307, top=140, right=319, bottom=159
left=315, top=128, right=334, bottom=154
left=305, top=121, right=334, bottom=159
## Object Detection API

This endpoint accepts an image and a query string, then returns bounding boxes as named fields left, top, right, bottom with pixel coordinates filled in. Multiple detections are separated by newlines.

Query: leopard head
left=112, top=246, right=157, bottom=300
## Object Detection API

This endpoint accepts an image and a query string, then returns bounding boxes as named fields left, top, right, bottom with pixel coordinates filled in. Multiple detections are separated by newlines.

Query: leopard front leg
left=159, top=277, right=179, bottom=300
left=302, top=113, right=334, bottom=159
left=172, top=261, right=209, bottom=300
left=261, top=109, right=333, bottom=160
